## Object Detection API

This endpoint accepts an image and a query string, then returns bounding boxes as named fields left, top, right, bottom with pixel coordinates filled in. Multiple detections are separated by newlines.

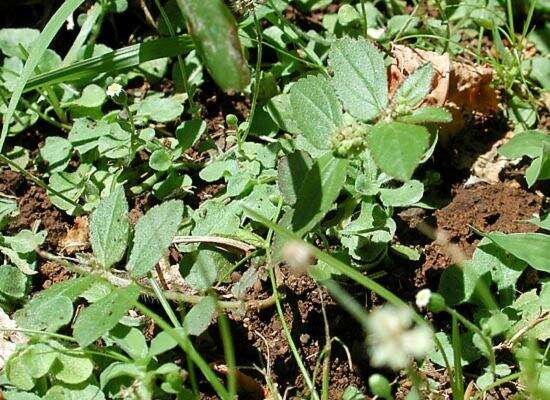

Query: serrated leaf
left=367, top=122, right=430, bottom=181
left=127, top=200, right=184, bottom=277
left=292, top=153, right=348, bottom=236
left=90, top=186, right=129, bottom=269
left=397, top=107, right=453, bottom=124
left=328, top=37, right=387, bottom=121
left=479, top=231, right=550, bottom=273
left=289, top=75, right=343, bottom=149
left=394, top=63, right=433, bottom=108
left=73, top=284, right=140, bottom=347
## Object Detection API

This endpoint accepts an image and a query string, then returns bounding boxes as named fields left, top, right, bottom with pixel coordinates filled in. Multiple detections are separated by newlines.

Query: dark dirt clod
left=422, top=182, right=543, bottom=277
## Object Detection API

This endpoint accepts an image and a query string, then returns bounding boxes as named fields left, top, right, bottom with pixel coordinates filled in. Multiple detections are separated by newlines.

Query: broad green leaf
left=99, top=362, right=142, bottom=389
left=48, top=171, right=85, bottom=214
left=379, top=180, right=424, bottom=207
left=73, top=284, right=140, bottom=347
left=480, top=231, right=550, bottom=273
left=149, top=148, right=172, bottom=171
left=397, top=107, right=453, bottom=124
left=525, top=143, right=550, bottom=187
left=6, top=355, right=35, bottom=390
left=68, top=84, right=107, bottom=109
left=149, top=328, right=184, bottom=357
left=292, top=154, right=348, bottom=235
left=127, top=200, right=184, bottom=277
left=289, top=75, right=343, bottom=149
left=136, top=96, right=183, bottom=123
left=182, top=245, right=233, bottom=291
left=498, top=130, right=550, bottom=159
left=39, top=137, right=73, bottom=173
left=176, top=119, right=206, bottom=151
left=14, top=277, right=94, bottom=331
left=428, top=331, right=481, bottom=368
left=0, top=0, right=87, bottom=153
left=265, top=93, right=300, bottom=134
left=394, top=63, right=433, bottom=108
left=175, top=0, right=250, bottom=91
left=68, top=119, right=110, bottom=154
left=367, top=122, right=430, bottom=181
left=0, top=197, right=18, bottom=229
left=0, top=28, right=39, bottom=58
left=54, top=350, right=94, bottom=384
left=110, top=326, right=148, bottom=361
left=475, top=239, right=527, bottom=290
left=44, top=384, right=106, bottom=400
left=182, top=295, right=217, bottom=336
left=90, top=186, right=129, bottom=269
left=508, top=283, right=550, bottom=341
left=328, top=37, right=388, bottom=121
left=0, top=265, right=27, bottom=298
left=439, top=261, right=491, bottom=306
left=0, top=246, right=36, bottom=275
left=20, top=343, right=57, bottom=379
left=277, top=150, right=314, bottom=205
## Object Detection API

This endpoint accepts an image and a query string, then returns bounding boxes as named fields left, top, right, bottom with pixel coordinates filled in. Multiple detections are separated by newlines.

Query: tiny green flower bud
left=330, top=123, right=368, bottom=158
left=226, top=113, right=238, bottom=127
left=368, top=373, right=392, bottom=400
left=106, top=83, right=127, bottom=106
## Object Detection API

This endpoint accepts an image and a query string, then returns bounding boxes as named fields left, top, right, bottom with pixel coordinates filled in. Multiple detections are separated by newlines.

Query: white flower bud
left=282, top=240, right=312, bottom=274
left=415, top=288, right=432, bottom=309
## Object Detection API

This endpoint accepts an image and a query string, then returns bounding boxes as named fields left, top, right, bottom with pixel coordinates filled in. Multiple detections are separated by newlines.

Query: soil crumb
left=422, top=182, right=542, bottom=275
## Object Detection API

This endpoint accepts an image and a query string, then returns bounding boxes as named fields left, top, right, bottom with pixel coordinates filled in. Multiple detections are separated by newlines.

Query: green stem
left=359, top=0, right=368, bottom=38
left=446, top=307, right=496, bottom=375
left=133, top=301, right=231, bottom=399
left=218, top=311, right=237, bottom=398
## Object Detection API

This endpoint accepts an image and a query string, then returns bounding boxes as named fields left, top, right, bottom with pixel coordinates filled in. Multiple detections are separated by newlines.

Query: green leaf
left=479, top=231, right=550, bottom=273
left=182, top=245, right=233, bottom=291
left=277, top=150, right=314, bottom=205
left=175, top=0, right=251, bottom=91
left=136, top=96, right=183, bottom=123
left=176, top=119, right=206, bottom=151
left=149, top=148, right=173, bottom=171
left=110, top=325, right=148, bottom=361
left=265, top=94, right=300, bottom=134
left=498, top=130, right=550, bottom=159
left=0, top=0, right=87, bottom=154
left=39, top=137, right=73, bottom=173
left=14, top=277, right=94, bottom=331
left=54, top=350, right=94, bottom=384
left=127, top=200, right=184, bottom=277
left=367, top=122, right=430, bottom=181
left=48, top=171, right=85, bottom=214
left=0, top=265, right=27, bottom=298
left=397, top=107, right=453, bottom=124
left=0, top=246, right=36, bottom=276
left=525, top=143, right=550, bottom=187
left=0, top=28, right=39, bottom=58
left=379, top=180, right=424, bottom=207
left=328, top=37, right=388, bottom=121
left=289, top=75, right=343, bottom=149
left=292, top=153, right=348, bottom=236
left=182, top=295, right=217, bottom=336
left=73, top=284, right=140, bottom=347
left=394, top=63, right=433, bottom=108
left=20, top=343, right=57, bottom=379
left=90, top=186, right=129, bottom=269
left=68, top=119, right=110, bottom=154
left=68, top=84, right=107, bottom=109
left=6, top=354, right=36, bottom=390
left=44, top=384, right=106, bottom=400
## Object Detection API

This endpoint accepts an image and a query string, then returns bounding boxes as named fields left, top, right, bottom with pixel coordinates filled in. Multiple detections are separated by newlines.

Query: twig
left=173, top=235, right=256, bottom=253
left=494, top=310, right=550, bottom=351
left=36, top=249, right=274, bottom=311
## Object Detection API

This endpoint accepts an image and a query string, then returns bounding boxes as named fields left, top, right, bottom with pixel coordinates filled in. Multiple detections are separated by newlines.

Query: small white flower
left=282, top=241, right=312, bottom=274
left=106, top=83, right=124, bottom=98
left=366, top=305, right=433, bottom=370
left=416, top=288, right=432, bottom=309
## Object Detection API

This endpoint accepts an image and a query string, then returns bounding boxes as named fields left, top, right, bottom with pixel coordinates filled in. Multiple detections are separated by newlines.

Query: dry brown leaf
left=389, top=45, right=499, bottom=141
left=60, top=215, right=89, bottom=253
